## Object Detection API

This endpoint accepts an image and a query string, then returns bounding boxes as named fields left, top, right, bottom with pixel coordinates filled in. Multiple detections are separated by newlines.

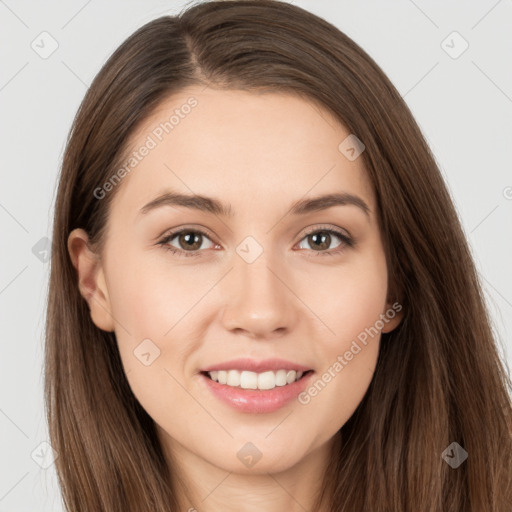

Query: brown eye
left=159, top=228, right=216, bottom=257
left=177, top=231, right=204, bottom=251
left=297, top=227, right=353, bottom=256
left=306, top=231, right=336, bottom=251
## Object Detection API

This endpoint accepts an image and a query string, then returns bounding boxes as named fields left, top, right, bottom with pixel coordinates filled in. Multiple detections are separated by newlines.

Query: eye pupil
left=180, top=232, right=202, bottom=250
left=309, top=231, right=330, bottom=250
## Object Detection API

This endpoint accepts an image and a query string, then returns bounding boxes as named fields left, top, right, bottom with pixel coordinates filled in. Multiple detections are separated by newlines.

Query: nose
left=220, top=250, right=298, bottom=339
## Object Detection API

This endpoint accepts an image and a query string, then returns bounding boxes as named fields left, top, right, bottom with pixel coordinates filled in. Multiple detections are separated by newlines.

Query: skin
left=68, top=85, right=403, bottom=512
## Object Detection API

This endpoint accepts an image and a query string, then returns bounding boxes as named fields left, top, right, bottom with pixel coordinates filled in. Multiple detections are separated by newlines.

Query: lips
left=197, top=357, right=315, bottom=413
left=199, top=369, right=315, bottom=413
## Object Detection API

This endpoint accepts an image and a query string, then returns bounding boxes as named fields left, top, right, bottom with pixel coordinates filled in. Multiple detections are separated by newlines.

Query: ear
left=381, top=300, right=404, bottom=334
left=67, top=228, right=115, bottom=332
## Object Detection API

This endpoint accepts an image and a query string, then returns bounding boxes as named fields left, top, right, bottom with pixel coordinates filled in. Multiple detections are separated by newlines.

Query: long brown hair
left=45, top=1, right=512, bottom=510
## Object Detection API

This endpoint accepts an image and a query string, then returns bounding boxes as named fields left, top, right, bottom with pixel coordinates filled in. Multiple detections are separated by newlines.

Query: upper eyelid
left=301, top=224, right=351, bottom=238
left=157, top=225, right=214, bottom=243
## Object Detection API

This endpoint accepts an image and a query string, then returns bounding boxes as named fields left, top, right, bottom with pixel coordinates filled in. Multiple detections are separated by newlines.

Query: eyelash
left=157, top=225, right=354, bottom=258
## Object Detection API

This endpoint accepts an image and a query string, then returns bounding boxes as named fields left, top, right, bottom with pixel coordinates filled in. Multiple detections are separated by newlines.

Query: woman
left=45, top=0, right=512, bottom=510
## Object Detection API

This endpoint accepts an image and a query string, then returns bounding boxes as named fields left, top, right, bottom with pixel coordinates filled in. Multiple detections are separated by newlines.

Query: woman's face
left=69, top=85, right=402, bottom=476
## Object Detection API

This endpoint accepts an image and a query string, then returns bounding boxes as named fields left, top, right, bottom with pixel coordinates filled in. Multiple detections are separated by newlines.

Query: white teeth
left=207, top=369, right=307, bottom=390
left=286, top=370, right=296, bottom=384
left=240, top=371, right=258, bottom=389
left=227, top=370, right=240, bottom=387
left=275, top=369, right=287, bottom=386
left=258, top=371, right=275, bottom=390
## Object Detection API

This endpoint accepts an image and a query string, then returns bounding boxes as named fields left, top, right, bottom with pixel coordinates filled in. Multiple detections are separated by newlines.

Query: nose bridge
left=220, top=238, right=296, bottom=336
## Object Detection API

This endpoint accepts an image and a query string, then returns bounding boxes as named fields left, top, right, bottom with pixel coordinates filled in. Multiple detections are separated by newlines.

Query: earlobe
left=381, top=300, right=404, bottom=334
left=67, top=228, right=115, bottom=332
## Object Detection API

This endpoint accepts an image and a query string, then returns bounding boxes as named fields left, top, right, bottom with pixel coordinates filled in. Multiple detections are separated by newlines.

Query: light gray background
left=1, top=1, right=511, bottom=510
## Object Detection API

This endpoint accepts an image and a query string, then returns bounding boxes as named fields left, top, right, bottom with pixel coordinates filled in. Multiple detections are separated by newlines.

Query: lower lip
left=199, top=371, right=315, bottom=414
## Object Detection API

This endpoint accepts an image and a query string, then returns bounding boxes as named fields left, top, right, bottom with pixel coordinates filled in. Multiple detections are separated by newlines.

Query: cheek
left=307, top=248, right=388, bottom=350
left=103, top=248, right=186, bottom=378
left=104, top=249, right=195, bottom=419
left=105, top=246, right=189, bottom=335
left=299, top=250, right=387, bottom=425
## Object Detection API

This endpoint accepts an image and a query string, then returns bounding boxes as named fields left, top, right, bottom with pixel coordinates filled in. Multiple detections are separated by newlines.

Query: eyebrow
left=139, top=190, right=370, bottom=218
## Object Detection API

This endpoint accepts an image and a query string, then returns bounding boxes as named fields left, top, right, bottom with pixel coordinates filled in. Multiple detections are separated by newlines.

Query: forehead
left=109, top=86, right=374, bottom=219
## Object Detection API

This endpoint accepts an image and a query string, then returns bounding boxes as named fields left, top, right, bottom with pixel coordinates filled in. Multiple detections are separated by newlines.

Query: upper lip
left=201, top=358, right=313, bottom=373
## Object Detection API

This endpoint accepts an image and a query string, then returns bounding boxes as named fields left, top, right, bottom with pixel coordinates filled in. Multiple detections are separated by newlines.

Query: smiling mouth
left=200, top=369, right=314, bottom=391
